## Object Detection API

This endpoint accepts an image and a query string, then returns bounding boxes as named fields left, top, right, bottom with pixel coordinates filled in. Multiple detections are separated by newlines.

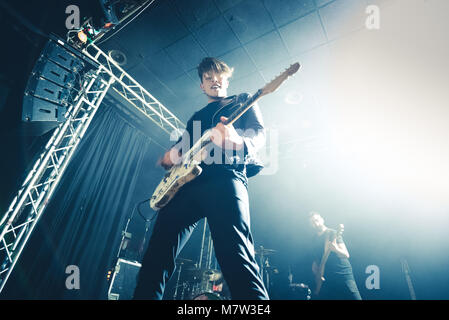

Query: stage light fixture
left=77, top=30, right=88, bottom=43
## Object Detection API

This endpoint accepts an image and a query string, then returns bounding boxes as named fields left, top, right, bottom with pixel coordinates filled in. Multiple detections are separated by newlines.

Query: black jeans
left=318, top=273, right=362, bottom=300
left=133, top=172, right=269, bottom=300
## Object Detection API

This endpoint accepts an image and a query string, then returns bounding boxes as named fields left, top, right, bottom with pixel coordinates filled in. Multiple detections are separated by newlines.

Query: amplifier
left=107, top=258, right=141, bottom=300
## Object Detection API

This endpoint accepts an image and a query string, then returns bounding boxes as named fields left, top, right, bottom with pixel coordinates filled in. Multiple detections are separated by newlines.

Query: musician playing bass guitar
left=133, top=57, right=269, bottom=300
left=309, top=212, right=362, bottom=300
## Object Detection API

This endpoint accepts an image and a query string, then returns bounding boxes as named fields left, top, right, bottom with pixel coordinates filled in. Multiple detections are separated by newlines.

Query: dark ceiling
left=97, top=0, right=369, bottom=130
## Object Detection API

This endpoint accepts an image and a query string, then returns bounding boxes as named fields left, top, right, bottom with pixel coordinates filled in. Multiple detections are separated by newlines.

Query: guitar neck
left=319, top=227, right=343, bottom=272
left=182, top=91, right=263, bottom=163
left=224, top=90, right=262, bottom=126
left=180, top=62, right=300, bottom=164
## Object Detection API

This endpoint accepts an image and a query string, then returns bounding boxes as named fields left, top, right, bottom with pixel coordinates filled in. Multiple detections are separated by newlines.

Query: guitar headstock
left=260, top=62, right=300, bottom=96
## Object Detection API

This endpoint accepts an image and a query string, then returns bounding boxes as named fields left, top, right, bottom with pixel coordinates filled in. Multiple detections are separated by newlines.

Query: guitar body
left=150, top=162, right=202, bottom=210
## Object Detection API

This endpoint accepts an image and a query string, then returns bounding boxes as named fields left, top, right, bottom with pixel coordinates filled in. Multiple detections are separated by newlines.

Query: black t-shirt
left=312, top=228, right=354, bottom=278
left=173, top=93, right=265, bottom=183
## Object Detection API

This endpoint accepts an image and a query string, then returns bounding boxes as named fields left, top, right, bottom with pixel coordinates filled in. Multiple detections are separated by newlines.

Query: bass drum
left=193, top=292, right=222, bottom=300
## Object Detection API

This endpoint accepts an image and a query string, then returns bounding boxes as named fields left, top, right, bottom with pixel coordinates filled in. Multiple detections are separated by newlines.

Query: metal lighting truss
left=0, top=39, right=186, bottom=293
left=0, top=37, right=185, bottom=292
left=0, top=67, right=114, bottom=292
left=82, top=42, right=185, bottom=138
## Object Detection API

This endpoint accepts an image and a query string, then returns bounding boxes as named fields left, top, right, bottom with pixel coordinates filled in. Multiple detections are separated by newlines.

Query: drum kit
left=289, top=282, right=312, bottom=300
left=256, top=246, right=278, bottom=293
left=172, top=258, right=227, bottom=300
left=171, top=243, right=312, bottom=300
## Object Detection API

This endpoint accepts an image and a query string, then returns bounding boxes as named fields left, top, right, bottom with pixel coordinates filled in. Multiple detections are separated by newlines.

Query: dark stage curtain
left=3, top=104, right=154, bottom=299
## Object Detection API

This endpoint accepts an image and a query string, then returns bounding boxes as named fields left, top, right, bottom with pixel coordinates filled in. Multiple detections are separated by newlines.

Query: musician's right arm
left=158, top=115, right=195, bottom=170
left=158, top=148, right=181, bottom=170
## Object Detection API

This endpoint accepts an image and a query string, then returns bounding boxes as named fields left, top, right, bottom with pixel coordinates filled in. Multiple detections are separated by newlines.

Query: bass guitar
left=314, top=224, right=344, bottom=295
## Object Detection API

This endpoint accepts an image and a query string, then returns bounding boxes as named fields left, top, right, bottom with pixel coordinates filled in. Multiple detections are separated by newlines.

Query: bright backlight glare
left=326, top=0, right=449, bottom=216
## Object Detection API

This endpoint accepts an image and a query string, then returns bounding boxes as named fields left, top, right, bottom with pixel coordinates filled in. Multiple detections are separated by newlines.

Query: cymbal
left=255, top=247, right=276, bottom=255
left=265, top=266, right=279, bottom=273
left=184, top=268, right=222, bottom=282
left=175, top=258, right=194, bottom=265
left=290, top=283, right=309, bottom=289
